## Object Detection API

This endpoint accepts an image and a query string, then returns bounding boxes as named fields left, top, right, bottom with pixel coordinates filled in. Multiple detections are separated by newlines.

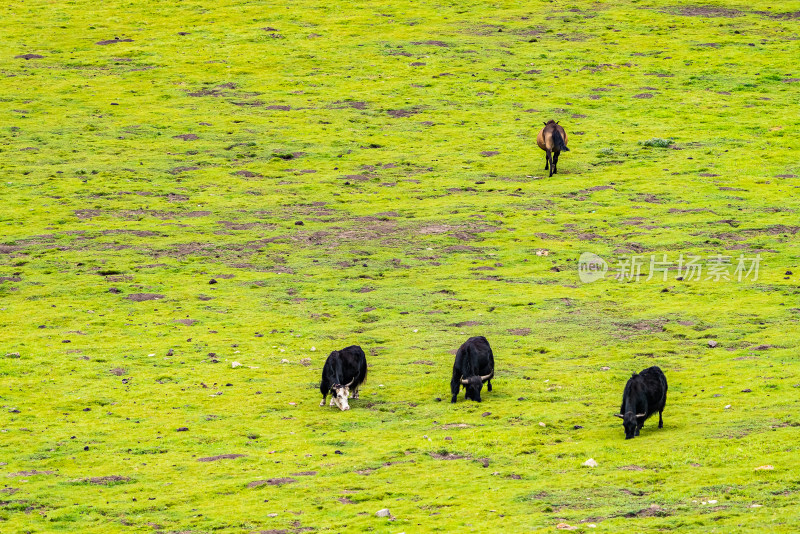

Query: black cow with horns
left=319, top=345, right=367, bottom=411
left=614, top=366, right=668, bottom=439
left=450, top=336, right=495, bottom=403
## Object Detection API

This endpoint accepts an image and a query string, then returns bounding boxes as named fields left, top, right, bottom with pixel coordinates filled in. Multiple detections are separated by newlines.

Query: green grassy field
left=2, top=0, right=800, bottom=532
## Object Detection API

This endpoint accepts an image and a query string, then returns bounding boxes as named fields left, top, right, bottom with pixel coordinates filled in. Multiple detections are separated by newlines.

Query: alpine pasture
left=2, top=0, right=800, bottom=532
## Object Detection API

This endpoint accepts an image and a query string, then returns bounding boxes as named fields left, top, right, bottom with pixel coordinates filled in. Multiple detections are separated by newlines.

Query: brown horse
left=536, top=120, right=569, bottom=177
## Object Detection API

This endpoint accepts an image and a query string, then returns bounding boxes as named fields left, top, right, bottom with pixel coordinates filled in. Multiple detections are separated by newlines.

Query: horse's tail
left=553, top=129, right=569, bottom=152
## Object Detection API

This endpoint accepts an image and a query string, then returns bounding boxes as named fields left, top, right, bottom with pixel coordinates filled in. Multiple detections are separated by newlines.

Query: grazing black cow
left=450, top=336, right=495, bottom=403
left=319, top=345, right=367, bottom=411
left=614, top=366, right=668, bottom=439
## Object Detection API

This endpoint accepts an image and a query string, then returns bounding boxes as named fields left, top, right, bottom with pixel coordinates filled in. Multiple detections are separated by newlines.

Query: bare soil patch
left=411, top=40, right=449, bottom=47
left=126, top=293, right=165, bottom=302
left=671, top=6, right=744, bottom=17
left=15, top=54, right=44, bottom=59
left=8, top=470, right=55, bottom=477
left=626, top=504, right=669, bottom=518
left=96, top=38, right=134, bottom=45
left=619, top=465, right=646, bottom=471
left=248, top=478, right=297, bottom=487
left=508, top=328, right=531, bottom=336
left=387, top=108, right=421, bottom=118
left=84, top=475, right=130, bottom=485
left=197, top=454, right=246, bottom=462
left=430, top=452, right=468, bottom=460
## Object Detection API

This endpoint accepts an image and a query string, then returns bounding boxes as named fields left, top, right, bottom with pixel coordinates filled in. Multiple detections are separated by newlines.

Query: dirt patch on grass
left=452, top=321, right=480, bottom=327
left=355, top=468, right=377, bottom=475
left=508, top=328, right=531, bottom=336
left=670, top=6, right=744, bottom=17
left=619, top=465, right=646, bottom=471
left=234, top=170, right=263, bottom=178
left=387, top=108, right=421, bottom=118
left=126, top=293, right=164, bottom=302
left=96, top=38, right=134, bottom=45
left=15, top=53, right=45, bottom=59
left=430, top=451, right=468, bottom=460
left=173, top=134, right=198, bottom=141
left=8, top=470, right=55, bottom=477
left=625, top=504, right=669, bottom=517
left=248, top=478, right=297, bottom=487
left=411, top=40, right=449, bottom=47
left=441, top=423, right=471, bottom=429
left=174, top=319, right=197, bottom=325
left=101, top=229, right=159, bottom=237
left=84, top=475, right=131, bottom=485
left=291, top=471, right=317, bottom=476
left=109, top=367, right=127, bottom=376
left=197, top=454, right=246, bottom=462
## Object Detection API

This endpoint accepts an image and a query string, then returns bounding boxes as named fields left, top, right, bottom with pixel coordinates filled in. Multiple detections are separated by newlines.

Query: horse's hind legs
left=552, top=150, right=560, bottom=175
left=545, top=149, right=551, bottom=171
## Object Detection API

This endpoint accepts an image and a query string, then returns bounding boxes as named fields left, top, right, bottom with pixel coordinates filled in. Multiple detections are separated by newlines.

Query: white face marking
left=331, top=386, right=350, bottom=411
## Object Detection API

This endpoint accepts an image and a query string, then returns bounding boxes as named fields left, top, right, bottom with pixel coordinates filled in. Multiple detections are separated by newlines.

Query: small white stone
left=413, top=329, right=418, bottom=333
left=310, top=346, right=316, bottom=351
left=588, top=525, right=596, bottom=528
left=582, top=458, right=598, bottom=467
left=148, top=353, right=155, bottom=357
left=708, top=499, right=717, bottom=504
left=750, top=504, right=762, bottom=508
left=279, top=348, right=285, bottom=352
left=267, top=513, right=278, bottom=517
left=375, top=508, right=391, bottom=518
left=724, top=405, right=731, bottom=409
left=281, top=359, right=290, bottom=363
left=539, top=422, right=546, bottom=427
left=231, top=361, right=242, bottom=368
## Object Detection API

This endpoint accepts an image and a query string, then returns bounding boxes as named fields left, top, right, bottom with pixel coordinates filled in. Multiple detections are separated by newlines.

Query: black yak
left=615, top=366, right=667, bottom=439
left=319, top=345, right=367, bottom=411
left=450, top=336, right=495, bottom=403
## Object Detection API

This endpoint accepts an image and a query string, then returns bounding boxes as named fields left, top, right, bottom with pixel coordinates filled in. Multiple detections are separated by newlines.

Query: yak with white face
left=450, top=336, right=495, bottom=403
left=319, top=345, right=367, bottom=411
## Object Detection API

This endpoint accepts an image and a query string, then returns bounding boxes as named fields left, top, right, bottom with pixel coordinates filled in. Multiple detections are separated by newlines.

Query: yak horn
left=636, top=413, right=646, bottom=418
left=480, top=369, right=494, bottom=382
left=613, top=413, right=624, bottom=419
left=344, top=377, right=355, bottom=387
left=460, top=376, right=470, bottom=385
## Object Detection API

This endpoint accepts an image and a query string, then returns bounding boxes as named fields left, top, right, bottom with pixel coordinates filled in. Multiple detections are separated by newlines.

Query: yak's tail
left=553, top=129, right=569, bottom=152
